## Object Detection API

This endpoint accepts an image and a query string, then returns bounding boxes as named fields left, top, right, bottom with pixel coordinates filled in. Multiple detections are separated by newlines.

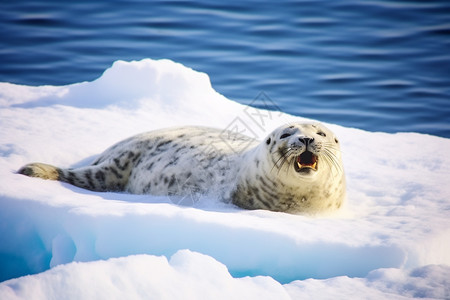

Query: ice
left=0, top=58, right=449, bottom=299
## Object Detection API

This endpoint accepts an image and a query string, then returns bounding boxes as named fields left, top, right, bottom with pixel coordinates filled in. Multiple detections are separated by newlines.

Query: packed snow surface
left=0, top=59, right=449, bottom=299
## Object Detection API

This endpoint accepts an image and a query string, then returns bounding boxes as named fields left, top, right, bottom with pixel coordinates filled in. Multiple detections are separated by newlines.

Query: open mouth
left=294, top=151, right=318, bottom=172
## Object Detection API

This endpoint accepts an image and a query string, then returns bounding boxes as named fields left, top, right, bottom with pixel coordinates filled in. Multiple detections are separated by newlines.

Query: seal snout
left=299, top=137, right=314, bottom=146
left=287, top=134, right=320, bottom=173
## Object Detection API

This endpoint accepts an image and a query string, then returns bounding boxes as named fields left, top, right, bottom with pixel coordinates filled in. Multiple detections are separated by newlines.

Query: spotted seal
left=18, top=122, right=346, bottom=214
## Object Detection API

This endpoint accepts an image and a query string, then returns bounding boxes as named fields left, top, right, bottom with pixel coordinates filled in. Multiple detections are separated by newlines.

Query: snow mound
left=1, top=251, right=449, bottom=300
left=0, top=251, right=289, bottom=300
left=1, top=58, right=449, bottom=298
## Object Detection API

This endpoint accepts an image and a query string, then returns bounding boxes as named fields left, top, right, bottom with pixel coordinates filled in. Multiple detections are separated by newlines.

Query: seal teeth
left=297, top=161, right=317, bottom=170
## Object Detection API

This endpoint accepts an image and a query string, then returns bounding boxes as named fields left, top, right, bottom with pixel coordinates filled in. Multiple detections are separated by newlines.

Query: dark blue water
left=1, top=1, right=449, bottom=138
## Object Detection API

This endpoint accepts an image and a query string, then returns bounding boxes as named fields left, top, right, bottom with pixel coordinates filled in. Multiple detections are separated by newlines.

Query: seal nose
left=299, top=137, right=314, bottom=146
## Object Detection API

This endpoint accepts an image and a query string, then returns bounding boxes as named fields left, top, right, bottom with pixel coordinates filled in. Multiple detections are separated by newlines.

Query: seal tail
left=18, top=162, right=130, bottom=192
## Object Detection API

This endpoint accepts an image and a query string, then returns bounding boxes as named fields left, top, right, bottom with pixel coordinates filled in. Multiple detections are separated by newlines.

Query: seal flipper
left=18, top=163, right=60, bottom=180
left=18, top=162, right=131, bottom=192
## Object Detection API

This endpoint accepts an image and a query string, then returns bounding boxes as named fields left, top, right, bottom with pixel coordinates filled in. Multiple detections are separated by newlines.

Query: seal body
left=18, top=123, right=346, bottom=214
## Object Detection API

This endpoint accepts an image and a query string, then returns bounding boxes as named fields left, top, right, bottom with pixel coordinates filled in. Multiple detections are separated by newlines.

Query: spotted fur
left=18, top=123, right=346, bottom=214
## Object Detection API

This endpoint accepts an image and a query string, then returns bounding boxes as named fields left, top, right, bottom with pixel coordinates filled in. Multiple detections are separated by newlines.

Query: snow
left=0, top=58, right=449, bottom=299
left=2, top=251, right=449, bottom=300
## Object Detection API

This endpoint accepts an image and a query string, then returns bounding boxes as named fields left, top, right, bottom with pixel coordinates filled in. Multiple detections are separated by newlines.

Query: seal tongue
left=297, top=151, right=318, bottom=170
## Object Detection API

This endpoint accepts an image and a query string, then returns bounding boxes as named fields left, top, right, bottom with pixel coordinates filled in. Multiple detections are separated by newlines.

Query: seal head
left=231, top=123, right=346, bottom=213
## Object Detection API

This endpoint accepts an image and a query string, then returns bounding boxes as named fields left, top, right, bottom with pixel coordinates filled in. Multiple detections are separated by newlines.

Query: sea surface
left=1, top=0, right=449, bottom=137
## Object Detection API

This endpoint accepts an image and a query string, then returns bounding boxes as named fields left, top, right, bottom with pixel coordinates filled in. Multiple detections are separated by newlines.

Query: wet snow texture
left=0, top=59, right=449, bottom=299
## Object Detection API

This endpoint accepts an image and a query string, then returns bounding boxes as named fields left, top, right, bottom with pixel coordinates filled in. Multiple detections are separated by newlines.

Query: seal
left=18, top=122, right=346, bottom=214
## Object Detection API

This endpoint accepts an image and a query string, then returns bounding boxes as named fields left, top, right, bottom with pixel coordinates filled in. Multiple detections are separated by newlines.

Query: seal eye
left=280, top=133, right=292, bottom=139
left=266, top=138, right=271, bottom=145
left=317, top=132, right=326, bottom=137
left=334, top=138, right=339, bottom=144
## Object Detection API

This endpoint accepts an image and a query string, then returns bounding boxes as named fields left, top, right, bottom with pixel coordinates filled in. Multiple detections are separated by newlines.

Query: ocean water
left=1, top=0, right=449, bottom=137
